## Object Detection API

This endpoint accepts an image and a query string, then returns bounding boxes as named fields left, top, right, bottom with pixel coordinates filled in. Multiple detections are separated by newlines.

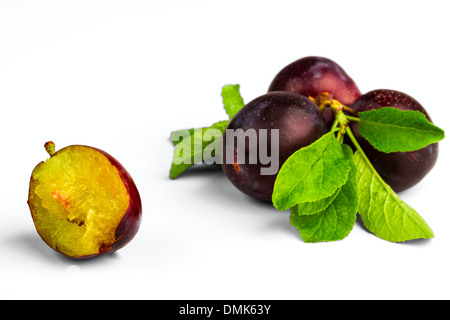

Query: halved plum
left=27, top=142, right=142, bottom=259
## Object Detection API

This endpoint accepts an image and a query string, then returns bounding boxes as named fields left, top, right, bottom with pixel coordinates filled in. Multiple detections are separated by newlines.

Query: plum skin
left=27, top=145, right=142, bottom=259
left=268, top=56, right=361, bottom=105
left=221, top=92, right=327, bottom=202
left=93, top=147, right=142, bottom=257
left=350, top=89, right=439, bottom=192
left=268, top=56, right=361, bottom=106
left=268, top=56, right=361, bottom=128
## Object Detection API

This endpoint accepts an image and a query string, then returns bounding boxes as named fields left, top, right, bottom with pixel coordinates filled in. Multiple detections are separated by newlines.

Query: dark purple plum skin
left=268, top=56, right=361, bottom=128
left=221, top=92, right=327, bottom=202
left=350, top=89, right=439, bottom=192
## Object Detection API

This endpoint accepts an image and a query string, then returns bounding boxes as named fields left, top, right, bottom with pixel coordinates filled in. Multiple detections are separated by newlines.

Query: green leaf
left=171, top=84, right=243, bottom=148
left=272, top=132, right=352, bottom=211
left=222, top=84, right=245, bottom=119
left=294, top=187, right=341, bottom=216
left=169, top=84, right=244, bottom=179
left=290, top=147, right=358, bottom=243
left=171, top=129, right=191, bottom=146
left=169, top=120, right=229, bottom=179
left=293, top=144, right=354, bottom=216
left=353, top=150, right=434, bottom=242
left=358, top=107, right=445, bottom=152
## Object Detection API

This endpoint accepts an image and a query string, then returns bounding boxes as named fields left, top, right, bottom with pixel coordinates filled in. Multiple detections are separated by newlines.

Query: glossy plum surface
left=221, top=92, right=327, bottom=202
left=350, top=89, right=438, bottom=192
left=268, top=56, right=361, bottom=127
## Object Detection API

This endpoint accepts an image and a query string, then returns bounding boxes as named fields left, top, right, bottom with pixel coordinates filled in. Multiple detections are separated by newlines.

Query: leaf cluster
left=274, top=106, right=444, bottom=242
left=170, top=84, right=445, bottom=243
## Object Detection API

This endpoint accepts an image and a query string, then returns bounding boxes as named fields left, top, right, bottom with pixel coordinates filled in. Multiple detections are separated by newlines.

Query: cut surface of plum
left=28, top=145, right=132, bottom=258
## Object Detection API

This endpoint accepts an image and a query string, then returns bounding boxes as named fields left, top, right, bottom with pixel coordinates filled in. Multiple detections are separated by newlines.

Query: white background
left=1, top=0, right=449, bottom=300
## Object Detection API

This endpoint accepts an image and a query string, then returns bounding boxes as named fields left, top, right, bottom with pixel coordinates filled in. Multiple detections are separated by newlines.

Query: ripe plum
left=268, top=56, right=361, bottom=128
left=221, top=92, right=327, bottom=201
left=350, top=89, right=438, bottom=192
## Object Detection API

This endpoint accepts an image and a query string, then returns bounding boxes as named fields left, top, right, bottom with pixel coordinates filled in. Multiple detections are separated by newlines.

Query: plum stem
left=342, top=105, right=356, bottom=114
left=45, top=141, right=56, bottom=157
left=345, top=115, right=360, bottom=122
left=313, top=93, right=357, bottom=115
left=311, top=92, right=332, bottom=111
left=330, top=118, right=339, bottom=132
left=345, top=126, right=378, bottom=173
left=317, top=96, right=360, bottom=145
